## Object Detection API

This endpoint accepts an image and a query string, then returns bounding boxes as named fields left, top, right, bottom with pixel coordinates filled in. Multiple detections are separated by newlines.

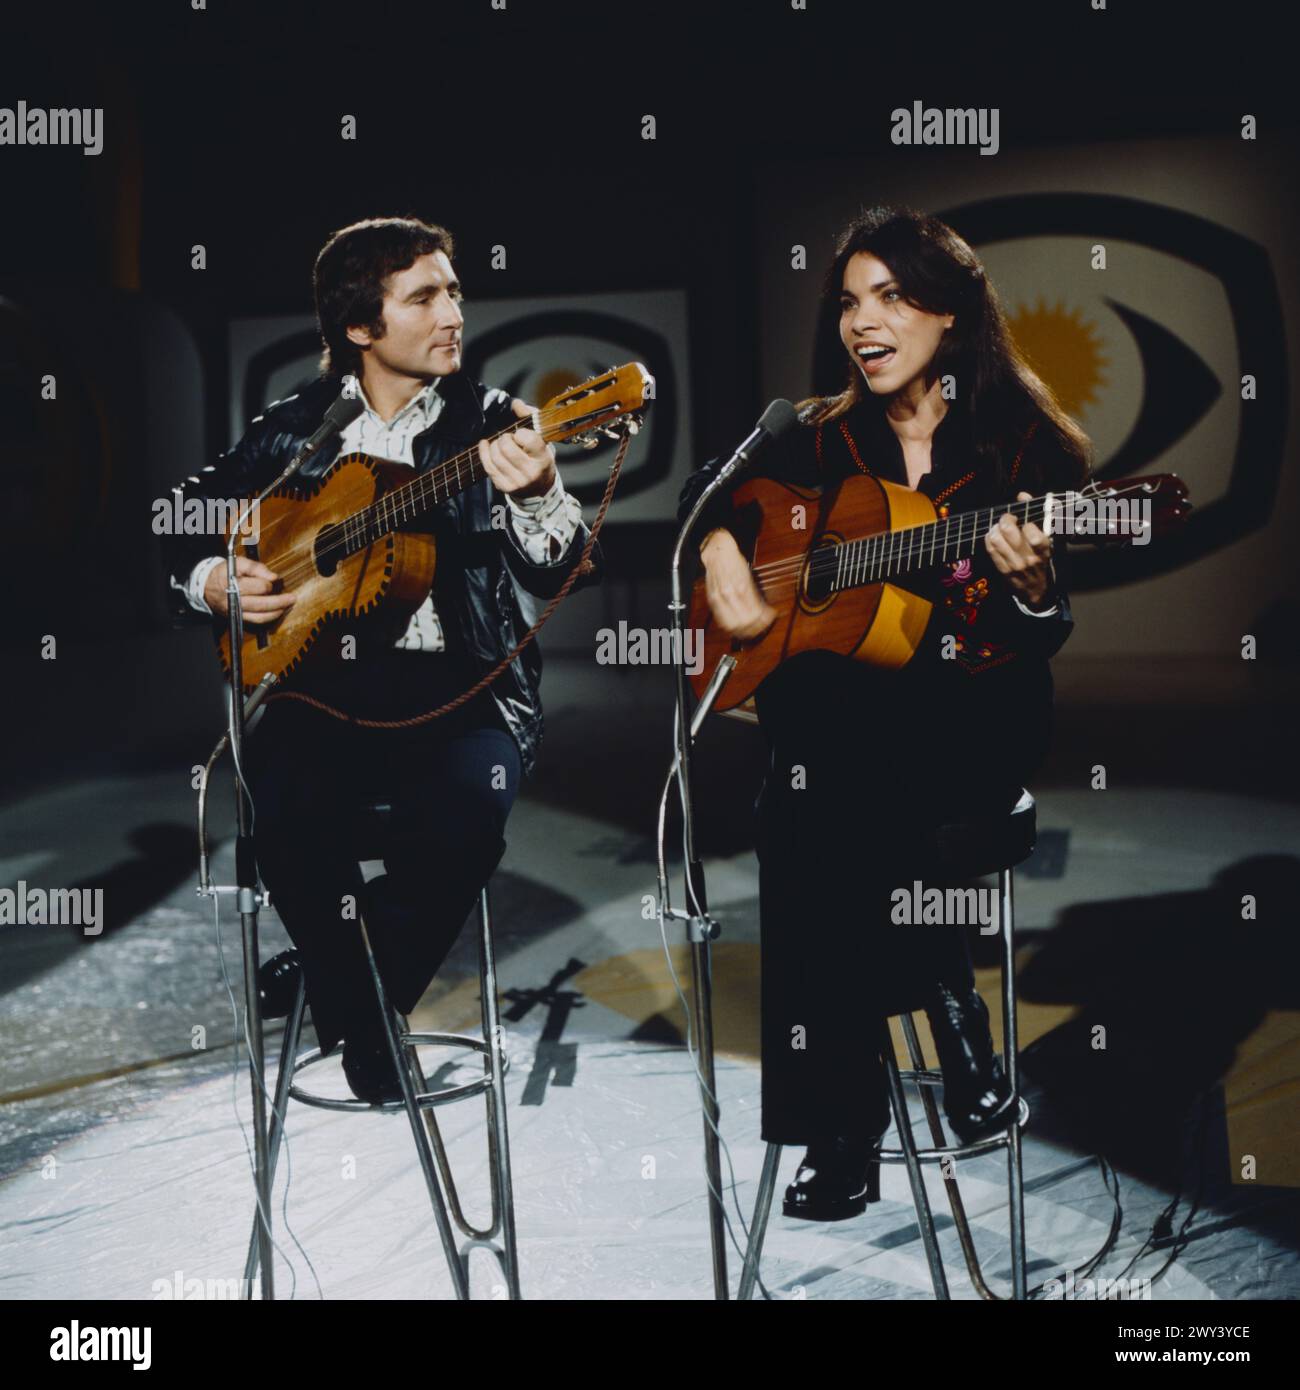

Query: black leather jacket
left=161, top=370, right=604, bottom=777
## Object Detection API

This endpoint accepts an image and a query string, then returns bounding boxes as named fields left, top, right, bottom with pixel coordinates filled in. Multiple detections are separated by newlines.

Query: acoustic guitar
left=217, top=363, right=653, bottom=692
left=687, top=470, right=1191, bottom=710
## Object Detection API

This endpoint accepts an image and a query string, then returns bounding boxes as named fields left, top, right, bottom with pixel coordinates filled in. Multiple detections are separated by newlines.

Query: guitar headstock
left=1069, top=473, right=1193, bottom=547
left=535, top=364, right=654, bottom=448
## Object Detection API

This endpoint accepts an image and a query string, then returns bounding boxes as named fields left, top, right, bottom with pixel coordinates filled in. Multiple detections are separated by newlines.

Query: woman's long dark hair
left=800, top=206, right=1091, bottom=492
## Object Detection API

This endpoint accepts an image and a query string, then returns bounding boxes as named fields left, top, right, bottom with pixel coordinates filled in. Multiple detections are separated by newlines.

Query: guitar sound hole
left=314, top=524, right=342, bottom=577
left=802, top=540, right=838, bottom=604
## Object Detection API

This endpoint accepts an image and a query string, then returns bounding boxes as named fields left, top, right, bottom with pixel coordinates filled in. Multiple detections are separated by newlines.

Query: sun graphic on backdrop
left=533, top=367, right=586, bottom=407
left=1006, top=299, right=1107, bottom=420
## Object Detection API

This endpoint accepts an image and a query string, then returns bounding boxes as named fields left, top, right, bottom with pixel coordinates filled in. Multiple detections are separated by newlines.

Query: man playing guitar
left=162, top=216, right=603, bottom=1102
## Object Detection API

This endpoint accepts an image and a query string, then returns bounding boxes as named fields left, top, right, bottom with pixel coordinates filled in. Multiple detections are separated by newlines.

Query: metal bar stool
left=243, top=801, right=521, bottom=1301
left=738, top=787, right=1038, bottom=1301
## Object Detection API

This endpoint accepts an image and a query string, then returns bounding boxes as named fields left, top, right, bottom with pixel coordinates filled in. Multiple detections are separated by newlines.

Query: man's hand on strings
left=985, top=491, right=1055, bottom=610
left=477, top=398, right=557, bottom=500
left=203, top=556, right=296, bottom=624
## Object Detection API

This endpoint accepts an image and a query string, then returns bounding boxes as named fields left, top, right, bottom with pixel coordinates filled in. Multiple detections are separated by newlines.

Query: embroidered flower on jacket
left=942, top=557, right=972, bottom=587
left=939, top=542, right=1019, bottom=672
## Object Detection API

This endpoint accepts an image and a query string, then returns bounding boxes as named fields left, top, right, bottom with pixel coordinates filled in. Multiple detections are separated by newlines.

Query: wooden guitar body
left=688, top=473, right=937, bottom=710
left=215, top=454, right=438, bottom=692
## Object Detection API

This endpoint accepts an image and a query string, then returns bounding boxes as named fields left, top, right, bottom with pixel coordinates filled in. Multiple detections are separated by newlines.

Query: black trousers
left=752, top=649, right=1047, bottom=1145
left=244, top=646, right=521, bottom=1054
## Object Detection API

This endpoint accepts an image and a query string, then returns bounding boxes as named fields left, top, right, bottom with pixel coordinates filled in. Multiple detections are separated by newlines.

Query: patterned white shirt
left=183, top=377, right=583, bottom=650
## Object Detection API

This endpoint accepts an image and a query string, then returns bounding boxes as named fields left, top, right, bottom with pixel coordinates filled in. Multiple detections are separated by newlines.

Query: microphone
left=227, top=377, right=366, bottom=558
left=711, top=398, right=798, bottom=488
left=285, top=374, right=365, bottom=474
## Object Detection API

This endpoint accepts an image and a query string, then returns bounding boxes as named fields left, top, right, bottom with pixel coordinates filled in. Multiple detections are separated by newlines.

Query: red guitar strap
left=1008, top=421, right=1039, bottom=489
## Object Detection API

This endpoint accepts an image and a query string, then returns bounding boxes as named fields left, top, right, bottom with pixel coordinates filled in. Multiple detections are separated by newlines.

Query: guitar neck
left=332, top=433, right=502, bottom=555
left=319, top=364, right=651, bottom=558
left=832, top=492, right=1063, bottom=591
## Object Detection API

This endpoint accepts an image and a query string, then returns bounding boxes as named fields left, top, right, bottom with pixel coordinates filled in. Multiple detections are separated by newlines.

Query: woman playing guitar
left=679, top=206, right=1091, bottom=1221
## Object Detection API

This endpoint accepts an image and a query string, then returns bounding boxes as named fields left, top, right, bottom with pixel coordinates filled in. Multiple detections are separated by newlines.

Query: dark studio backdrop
left=1, top=0, right=1296, bottom=800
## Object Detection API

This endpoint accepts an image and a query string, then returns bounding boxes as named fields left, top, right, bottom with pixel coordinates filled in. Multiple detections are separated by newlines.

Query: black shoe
left=257, top=950, right=303, bottom=1021
left=782, top=1117, right=888, bottom=1223
left=925, top=981, right=1018, bottom=1144
left=341, top=1028, right=406, bottom=1106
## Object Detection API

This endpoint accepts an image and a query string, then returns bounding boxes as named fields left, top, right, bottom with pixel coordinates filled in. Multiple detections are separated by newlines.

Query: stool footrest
left=877, top=1097, right=1030, bottom=1164
left=247, top=880, right=522, bottom=1299
left=288, top=1032, right=509, bottom=1113
left=897, top=1068, right=945, bottom=1087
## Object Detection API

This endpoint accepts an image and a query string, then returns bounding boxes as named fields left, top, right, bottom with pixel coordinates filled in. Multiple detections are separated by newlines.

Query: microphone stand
left=220, top=473, right=296, bottom=1301
left=664, top=401, right=797, bottom=1300
left=665, top=464, right=748, bottom=1302
left=209, top=380, right=360, bottom=1300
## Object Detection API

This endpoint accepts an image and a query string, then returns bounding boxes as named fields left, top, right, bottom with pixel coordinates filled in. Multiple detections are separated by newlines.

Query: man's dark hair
left=313, top=216, right=456, bottom=377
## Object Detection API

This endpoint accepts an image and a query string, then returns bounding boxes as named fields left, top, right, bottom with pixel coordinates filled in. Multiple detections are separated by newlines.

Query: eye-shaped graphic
left=463, top=310, right=677, bottom=509
left=940, top=194, right=1288, bottom=590
left=1004, top=294, right=1222, bottom=479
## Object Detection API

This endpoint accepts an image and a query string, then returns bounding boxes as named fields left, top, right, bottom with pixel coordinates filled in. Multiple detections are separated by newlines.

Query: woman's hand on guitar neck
left=985, top=491, right=1056, bottom=610
left=203, top=556, right=297, bottom=624
left=699, top=528, right=777, bottom=640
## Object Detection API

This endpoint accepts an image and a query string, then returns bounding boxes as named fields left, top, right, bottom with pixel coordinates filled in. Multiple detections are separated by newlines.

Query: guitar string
left=738, top=479, right=1162, bottom=592
left=711, top=497, right=1056, bottom=606
left=752, top=518, right=1055, bottom=601
left=260, top=433, right=521, bottom=591
left=243, top=401, right=573, bottom=562
left=240, top=397, right=578, bottom=546
left=234, top=402, right=592, bottom=592
left=729, top=488, right=1168, bottom=606
left=748, top=497, right=1055, bottom=593
left=748, top=478, right=1161, bottom=582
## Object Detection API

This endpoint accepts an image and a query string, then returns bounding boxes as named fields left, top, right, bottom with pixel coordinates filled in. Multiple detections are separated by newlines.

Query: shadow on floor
left=1015, top=854, right=1299, bottom=1196
left=0, top=823, right=197, bottom=997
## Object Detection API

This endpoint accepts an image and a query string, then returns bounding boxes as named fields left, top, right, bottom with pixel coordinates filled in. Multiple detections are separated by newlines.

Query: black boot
left=257, top=950, right=303, bottom=1021
left=925, top=981, right=1017, bottom=1144
left=782, top=1099, right=890, bottom=1222
left=341, top=1018, right=406, bottom=1106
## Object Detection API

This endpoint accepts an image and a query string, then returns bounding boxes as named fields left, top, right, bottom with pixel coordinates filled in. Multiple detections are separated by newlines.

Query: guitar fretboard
left=822, top=493, right=1064, bottom=591
left=334, top=442, right=495, bottom=557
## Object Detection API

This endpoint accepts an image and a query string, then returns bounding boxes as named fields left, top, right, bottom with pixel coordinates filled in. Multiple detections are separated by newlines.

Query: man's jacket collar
left=273, top=371, right=486, bottom=476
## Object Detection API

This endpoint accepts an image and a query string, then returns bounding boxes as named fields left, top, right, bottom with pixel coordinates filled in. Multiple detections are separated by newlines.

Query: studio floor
left=2, top=655, right=1298, bottom=1300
